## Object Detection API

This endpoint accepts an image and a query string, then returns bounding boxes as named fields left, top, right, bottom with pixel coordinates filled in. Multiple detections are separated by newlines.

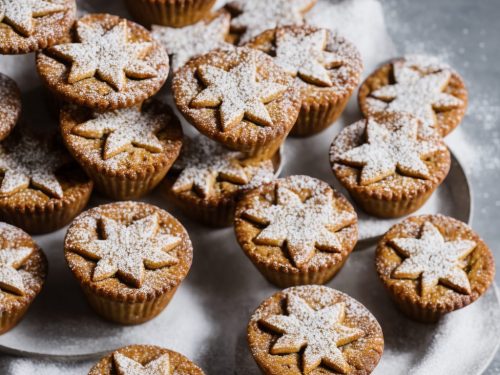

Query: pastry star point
left=390, top=221, right=476, bottom=296
left=51, top=19, right=156, bottom=91
left=0, top=0, right=65, bottom=36
left=244, top=184, right=356, bottom=267
left=72, top=107, right=164, bottom=160
left=191, top=54, right=287, bottom=131
left=72, top=213, right=180, bottom=288
left=113, top=352, right=170, bottom=375
left=260, top=294, right=363, bottom=373
left=0, top=247, right=33, bottom=296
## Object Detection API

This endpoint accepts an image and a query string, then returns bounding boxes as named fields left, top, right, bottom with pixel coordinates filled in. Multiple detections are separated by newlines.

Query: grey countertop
left=382, top=0, right=500, bottom=372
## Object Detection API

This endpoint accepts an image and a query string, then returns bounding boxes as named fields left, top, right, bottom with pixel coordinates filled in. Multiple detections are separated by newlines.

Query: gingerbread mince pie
left=88, top=344, right=205, bottom=375
left=0, top=73, right=21, bottom=141
left=0, top=128, right=93, bottom=234
left=152, top=9, right=232, bottom=72
left=248, top=285, right=384, bottom=374
left=225, top=0, right=317, bottom=44
left=376, top=214, right=495, bottom=323
left=60, top=99, right=183, bottom=200
left=164, top=135, right=276, bottom=227
left=64, top=201, right=193, bottom=325
left=36, top=13, right=170, bottom=110
left=0, top=222, right=47, bottom=334
left=125, top=0, right=216, bottom=28
left=246, top=25, right=363, bottom=137
left=0, top=0, right=75, bottom=54
left=358, top=55, right=467, bottom=137
left=234, top=175, right=358, bottom=287
left=172, top=47, right=301, bottom=160
left=329, top=113, right=450, bottom=218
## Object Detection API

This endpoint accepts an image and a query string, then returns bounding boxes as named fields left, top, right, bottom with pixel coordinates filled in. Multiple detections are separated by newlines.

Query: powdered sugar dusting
left=113, top=352, right=170, bottom=375
left=172, top=135, right=274, bottom=198
left=152, top=12, right=231, bottom=71
left=243, top=175, right=356, bottom=268
left=0, top=73, right=20, bottom=137
left=0, top=245, right=33, bottom=296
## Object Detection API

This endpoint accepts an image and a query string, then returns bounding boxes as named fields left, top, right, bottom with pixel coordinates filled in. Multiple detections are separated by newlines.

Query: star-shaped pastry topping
left=191, top=53, right=287, bottom=130
left=390, top=221, right=476, bottom=296
left=274, top=28, right=344, bottom=86
left=50, top=20, right=157, bottom=91
left=243, top=184, right=356, bottom=267
left=72, top=107, right=164, bottom=160
left=229, top=0, right=316, bottom=43
left=260, top=294, right=363, bottom=374
left=0, top=246, right=33, bottom=296
left=0, top=135, right=65, bottom=198
left=152, top=12, right=230, bottom=71
left=338, top=118, right=441, bottom=186
left=172, top=136, right=249, bottom=198
left=368, top=59, right=463, bottom=128
left=113, top=352, right=169, bottom=375
left=0, top=0, right=65, bottom=36
left=72, top=214, right=180, bottom=288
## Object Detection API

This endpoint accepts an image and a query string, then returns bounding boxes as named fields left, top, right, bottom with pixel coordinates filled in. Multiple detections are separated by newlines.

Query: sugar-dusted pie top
left=235, top=175, right=358, bottom=270
left=376, top=215, right=495, bottom=306
left=248, top=285, right=384, bottom=375
left=0, top=222, right=47, bottom=308
left=226, top=0, right=317, bottom=44
left=60, top=100, right=183, bottom=175
left=0, top=131, right=69, bottom=199
left=170, top=135, right=274, bottom=200
left=152, top=10, right=231, bottom=72
left=172, top=47, right=300, bottom=152
left=64, top=202, right=193, bottom=297
left=246, top=25, right=363, bottom=101
left=88, top=345, right=205, bottom=375
left=330, top=113, right=451, bottom=195
left=359, top=55, right=468, bottom=137
left=0, top=73, right=21, bottom=141
left=0, top=0, right=74, bottom=54
left=37, top=13, right=169, bottom=110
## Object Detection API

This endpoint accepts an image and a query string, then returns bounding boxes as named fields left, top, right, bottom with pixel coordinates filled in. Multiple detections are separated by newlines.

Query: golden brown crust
left=247, top=285, right=384, bottom=375
left=358, top=57, right=468, bottom=137
left=172, top=47, right=301, bottom=159
left=125, top=0, right=217, bottom=28
left=329, top=113, right=451, bottom=218
left=375, top=215, right=495, bottom=323
left=64, top=202, right=193, bottom=304
left=246, top=25, right=363, bottom=137
left=60, top=100, right=183, bottom=200
left=0, top=223, right=47, bottom=334
left=234, top=175, right=358, bottom=287
left=0, top=73, right=21, bottom=141
left=0, top=0, right=75, bottom=55
left=36, top=13, right=169, bottom=110
left=88, top=344, right=205, bottom=374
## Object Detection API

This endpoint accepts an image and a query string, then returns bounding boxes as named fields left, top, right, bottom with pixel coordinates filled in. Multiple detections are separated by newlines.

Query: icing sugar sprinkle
left=228, top=0, right=316, bottom=44
left=337, top=117, right=442, bottom=186
left=113, top=352, right=169, bottom=375
left=390, top=221, right=476, bottom=296
left=191, top=52, right=287, bottom=130
left=274, top=27, right=345, bottom=87
left=366, top=55, right=463, bottom=129
left=152, top=12, right=231, bottom=71
left=0, top=246, right=33, bottom=296
left=0, top=0, right=65, bottom=36
left=50, top=20, right=157, bottom=91
left=243, top=176, right=356, bottom=268
left=72, top=106, right=164, bottom=160
left=69, top=214, right=180, bottom=288
left=172, top=135, right=273, bottom=198
left=260, top=293, right=363, bottom=373
left=0, top=134, right=65, bottom=198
